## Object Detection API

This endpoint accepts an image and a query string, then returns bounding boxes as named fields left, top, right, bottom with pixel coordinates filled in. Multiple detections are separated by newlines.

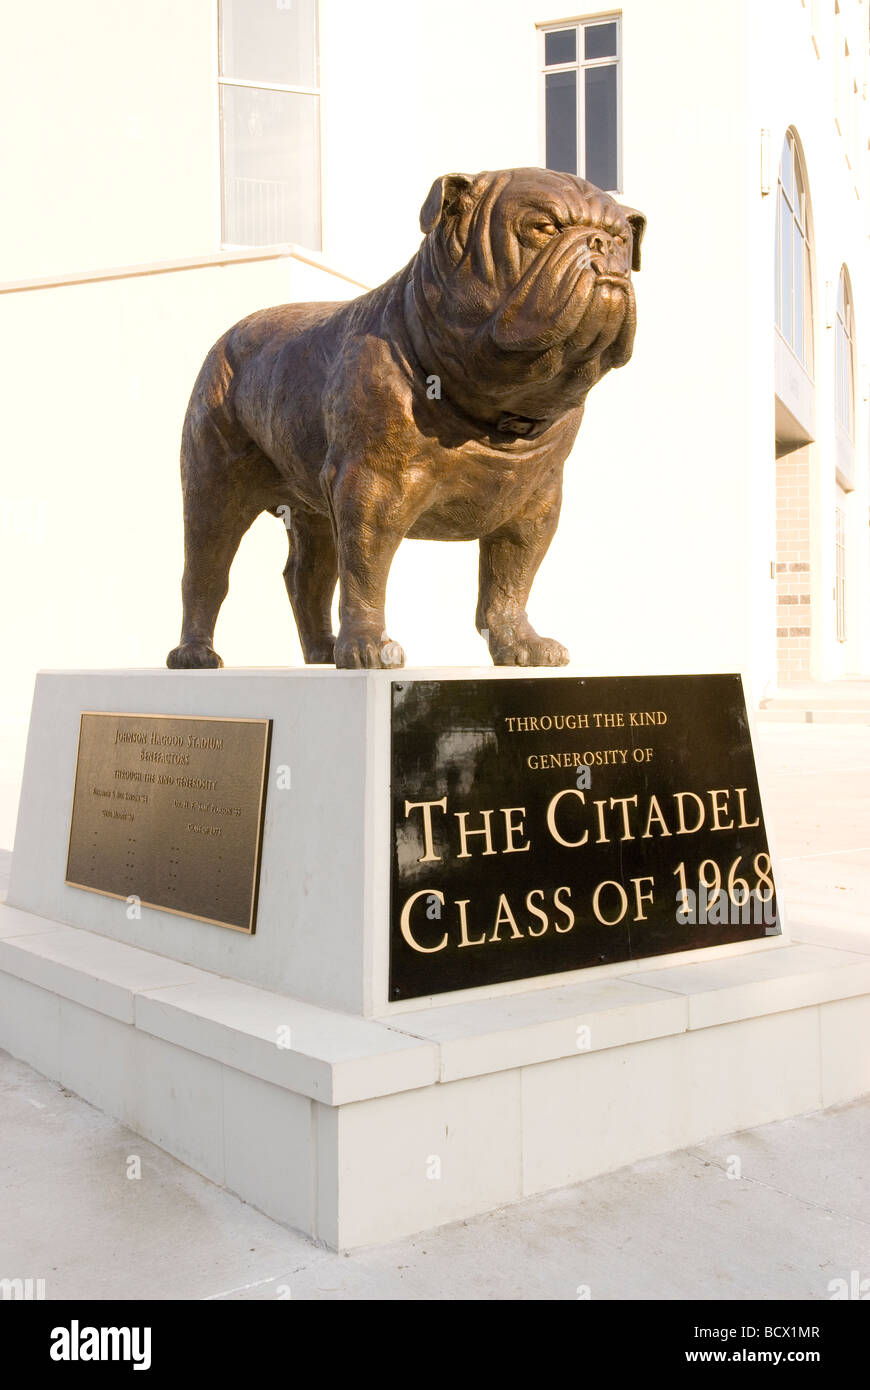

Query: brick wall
left=775, top=445, right=811, bottom=681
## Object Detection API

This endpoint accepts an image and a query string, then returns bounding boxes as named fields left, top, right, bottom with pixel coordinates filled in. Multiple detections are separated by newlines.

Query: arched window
left=835, top=268, right=855, bottom=442
left=775, top=131, right=813, bottom=370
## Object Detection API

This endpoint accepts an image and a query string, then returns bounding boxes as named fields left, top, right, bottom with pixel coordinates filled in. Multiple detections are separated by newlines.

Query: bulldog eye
left=518, top=218, right=562, bottom=250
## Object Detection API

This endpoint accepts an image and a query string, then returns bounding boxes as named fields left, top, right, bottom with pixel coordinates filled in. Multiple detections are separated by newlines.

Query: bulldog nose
left=582, top=231, right=625, bottom=278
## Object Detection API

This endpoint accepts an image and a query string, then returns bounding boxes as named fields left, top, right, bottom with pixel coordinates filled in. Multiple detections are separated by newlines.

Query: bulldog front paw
left=335, top=629, right=406, bottom=669
left=492, top=636, right=570, bottom=667
left=167, top=642, right=223, bottom=669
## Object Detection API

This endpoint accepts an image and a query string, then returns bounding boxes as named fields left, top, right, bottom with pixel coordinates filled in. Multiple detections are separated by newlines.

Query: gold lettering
left=631, top=876, right=655, bottom=921
left=525, top=889, right=549, bottom=936
left=400, top=889, right=447, bottom=953
left=502, top=807, right=531, bottom=853
left=709, top=789, right=734, bottom=831
left=546, top=789, right=589, bottom=847
left=456, top=899, right=486, bottom=947
left=553, top=885, right=575, bottom=932
left=674, top=791, right=705, bottom=834
left=735, top=787, right=760, bottom=828
left=455, top=808, right=497, bottom=858
left=592, top=880, right=628, bottom=925
left=489, top=894, right=523, bottom=942
left=404, top=797, right=447, bottom=862
left=641, top=795, right=672, bottom=839
left=609, top=795, right=638, bottom=841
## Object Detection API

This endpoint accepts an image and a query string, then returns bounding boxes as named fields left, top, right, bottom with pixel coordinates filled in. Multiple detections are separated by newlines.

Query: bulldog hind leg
left=280, top=506, right=338, bottom=663
left=477, top=494, right=570, bottom=667
left=167, top=432, right=278, bottom=669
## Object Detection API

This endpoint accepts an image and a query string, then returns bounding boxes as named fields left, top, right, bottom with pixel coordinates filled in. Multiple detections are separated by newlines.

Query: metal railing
left=223, top=176, right=294, bottom=246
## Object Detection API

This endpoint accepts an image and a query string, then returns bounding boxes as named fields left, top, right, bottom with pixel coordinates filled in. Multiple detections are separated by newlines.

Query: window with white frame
left=540, top=16, right=621, bottom=192
left=775, top=130, right=813, bottom=370
left=218, top=0, right=321, bottom=250
left=835, top=268, right=855, bottom=440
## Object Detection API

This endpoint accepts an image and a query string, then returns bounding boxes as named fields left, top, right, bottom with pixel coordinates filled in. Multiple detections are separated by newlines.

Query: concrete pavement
left=1, top=1045, right=867, bottom=1300
left=755, top=722, right=870, bottom=952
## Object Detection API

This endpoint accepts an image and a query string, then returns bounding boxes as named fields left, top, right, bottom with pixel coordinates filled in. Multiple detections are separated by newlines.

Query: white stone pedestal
left=2, top=668, right=869, bottom=1249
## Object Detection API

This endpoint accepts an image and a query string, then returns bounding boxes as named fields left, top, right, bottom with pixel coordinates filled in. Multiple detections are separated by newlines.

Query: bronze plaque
left=66, top=712, right=272, bottom=933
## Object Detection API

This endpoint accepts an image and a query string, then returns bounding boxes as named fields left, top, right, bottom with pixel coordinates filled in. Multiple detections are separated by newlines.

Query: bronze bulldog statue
left=167, top=167, right=645, bottom=671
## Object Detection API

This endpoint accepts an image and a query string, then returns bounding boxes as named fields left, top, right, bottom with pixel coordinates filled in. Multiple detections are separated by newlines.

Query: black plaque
left=66, top=712, right=272, bottom=933
left=390, top=675, right=779, bottom=1000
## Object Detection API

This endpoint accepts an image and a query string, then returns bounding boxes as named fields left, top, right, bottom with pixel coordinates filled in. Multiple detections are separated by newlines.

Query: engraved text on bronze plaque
left=66, top=712, right=272, bottom=932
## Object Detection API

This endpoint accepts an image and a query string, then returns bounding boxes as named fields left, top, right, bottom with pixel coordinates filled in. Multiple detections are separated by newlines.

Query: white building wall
left=2, top=0, right=220, bottom=280
left=747, top=0, right=870, bottom=683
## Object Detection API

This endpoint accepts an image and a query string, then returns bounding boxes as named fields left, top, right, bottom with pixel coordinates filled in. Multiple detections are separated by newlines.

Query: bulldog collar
left=495, top=413, right=547, bottom=437
left=440, top=389, right=550, bottom=441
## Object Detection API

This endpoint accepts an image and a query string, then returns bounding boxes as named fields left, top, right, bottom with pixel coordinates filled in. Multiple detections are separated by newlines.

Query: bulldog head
left=413, top=167, right=646, bottom=428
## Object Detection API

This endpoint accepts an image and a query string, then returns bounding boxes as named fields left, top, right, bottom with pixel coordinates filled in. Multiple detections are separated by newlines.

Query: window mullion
left=577, top=57, right=585, bottom=179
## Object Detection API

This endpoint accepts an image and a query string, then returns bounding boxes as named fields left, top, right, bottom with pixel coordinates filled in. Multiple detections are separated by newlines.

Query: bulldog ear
left=419, top=173, right=475, bottom=233
left=621, top=206, right=647, bottom=272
